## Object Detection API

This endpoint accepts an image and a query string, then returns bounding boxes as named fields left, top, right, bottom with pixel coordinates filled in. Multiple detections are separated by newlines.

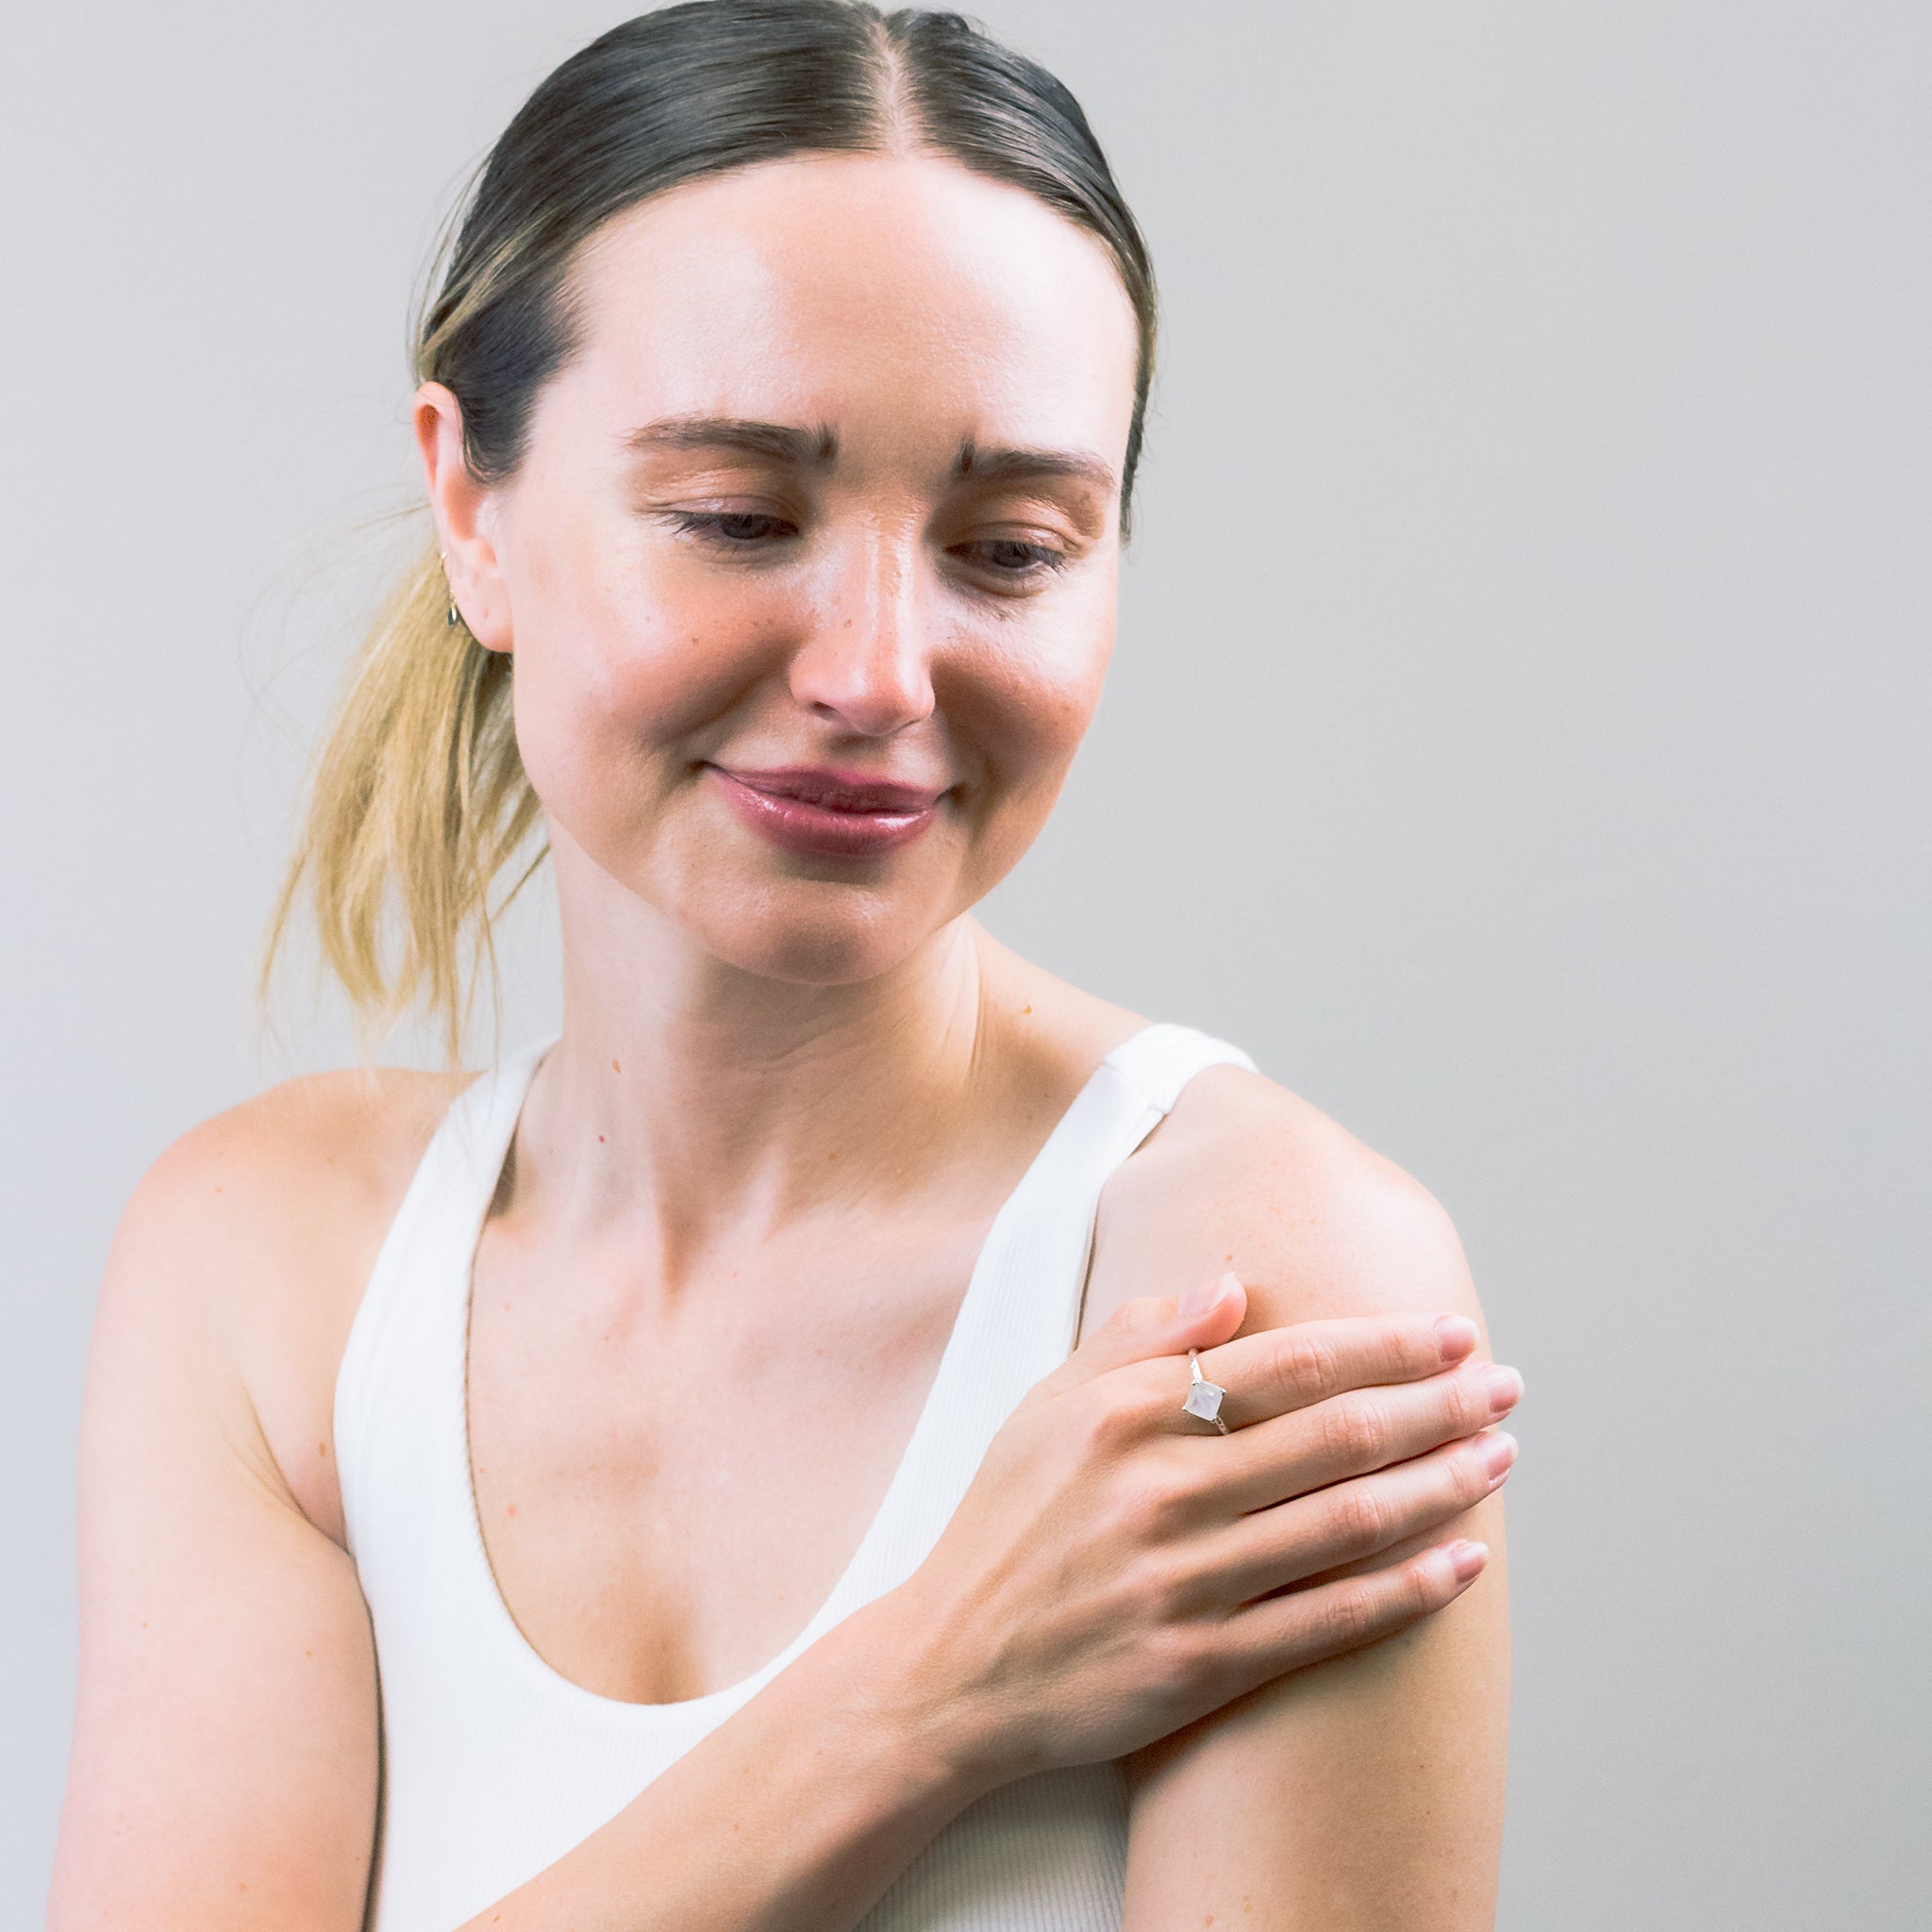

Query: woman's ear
left=415, top=381, right=512, bottom=654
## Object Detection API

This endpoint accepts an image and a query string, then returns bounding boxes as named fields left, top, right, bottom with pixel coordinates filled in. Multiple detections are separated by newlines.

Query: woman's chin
left=678, top=890, right=957, bottom=989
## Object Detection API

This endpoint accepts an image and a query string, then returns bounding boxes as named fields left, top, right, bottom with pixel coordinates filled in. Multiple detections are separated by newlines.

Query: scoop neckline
left=447, top=1027, right=1150, bottom=1725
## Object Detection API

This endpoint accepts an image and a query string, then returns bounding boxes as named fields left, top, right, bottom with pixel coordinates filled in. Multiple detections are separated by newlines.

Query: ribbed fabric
left=335, top=1023, right=1257, bottom=1932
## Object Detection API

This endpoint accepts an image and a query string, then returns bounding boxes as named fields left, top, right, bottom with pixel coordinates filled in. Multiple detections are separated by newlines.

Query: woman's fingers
left=1210, top=1357, right=1521, bottom=1515
left=901, top=1279, right=1516, bottom=1774
left=1205, top=1429, right=1516, bottom=1607
left=1044, top=1274, right=1250, bottom=1392
left=1220, top=1536, right=1492, bottom=1692
left=1191, top=1309, right=1481, bottom=1431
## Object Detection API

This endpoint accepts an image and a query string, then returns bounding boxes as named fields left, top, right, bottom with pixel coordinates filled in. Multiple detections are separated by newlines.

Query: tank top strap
left=991, top=1020, right=1258, bottom=1363
left=333, top=1032, right=557, bottom=1561
left=1095, top=1020, right=1258, bottom=1116
left=840, top=1021, right=1258, bottom=1599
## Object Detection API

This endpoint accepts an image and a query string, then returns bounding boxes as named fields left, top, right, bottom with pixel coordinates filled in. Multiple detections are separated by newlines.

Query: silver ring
left=1182, top=1348, right=1229, bottom=1434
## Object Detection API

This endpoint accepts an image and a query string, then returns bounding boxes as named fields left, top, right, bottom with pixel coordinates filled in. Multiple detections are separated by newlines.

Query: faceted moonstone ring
left=1182, top=1348, right=1230, bottom=1434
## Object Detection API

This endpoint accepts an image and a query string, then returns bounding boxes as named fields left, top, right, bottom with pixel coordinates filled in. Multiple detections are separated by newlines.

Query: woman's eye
left=668, top=509, right=798, bottom=546
left=955, top=537, right=1068, bottom=579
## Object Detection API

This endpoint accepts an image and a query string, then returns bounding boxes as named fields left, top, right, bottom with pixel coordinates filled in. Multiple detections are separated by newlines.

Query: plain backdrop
left=4, top=2, right=1927, bottom=1925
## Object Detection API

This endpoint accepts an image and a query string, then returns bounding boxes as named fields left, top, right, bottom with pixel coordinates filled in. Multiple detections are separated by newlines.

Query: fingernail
left=1482, top=1431, right=1518, bottom=1483
left=1178, top=1273, right=1239, bottom=1320
left=1445, top=1540, right=1489, bottom=1583
left=1434, top=1314, right=1478, bottom=1361
left=1482, top=1364, right=1524, bottom=1412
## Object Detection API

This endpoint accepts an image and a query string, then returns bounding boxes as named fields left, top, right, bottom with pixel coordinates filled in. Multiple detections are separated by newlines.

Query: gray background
left=4, top=2, right=1926, bottom=1924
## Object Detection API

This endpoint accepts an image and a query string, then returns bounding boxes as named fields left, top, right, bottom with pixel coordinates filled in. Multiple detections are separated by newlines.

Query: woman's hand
left=876, top=1274, right=1520, bottom=1784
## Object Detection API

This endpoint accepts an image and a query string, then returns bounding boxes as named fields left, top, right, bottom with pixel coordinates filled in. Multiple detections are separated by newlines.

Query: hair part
left=262, top=0, right=1157, bottom=1063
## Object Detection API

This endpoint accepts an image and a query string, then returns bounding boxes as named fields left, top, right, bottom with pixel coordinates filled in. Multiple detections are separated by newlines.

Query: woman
left=50, top=5, right=1517, bottom=1927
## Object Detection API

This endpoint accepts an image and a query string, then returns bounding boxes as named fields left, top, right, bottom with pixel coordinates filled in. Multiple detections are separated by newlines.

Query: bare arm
left=1090, top=1068, right=1512, bottom=1931
left=49, top=1127, right=384, bottom=1931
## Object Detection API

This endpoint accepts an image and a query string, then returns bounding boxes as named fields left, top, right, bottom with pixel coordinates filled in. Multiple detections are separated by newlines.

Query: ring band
left=1182, top=1348, right=1229, bottom=1433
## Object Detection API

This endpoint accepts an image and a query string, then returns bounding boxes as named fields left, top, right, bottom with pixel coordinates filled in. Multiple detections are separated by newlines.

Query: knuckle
left=1411, top=1552, right=1453, bottom=1613
left=1113, top=1292, right=1174, bottom=1336
left=1439, top=1465, right=1481, bottom=1517
left=1273, top=1330, right=1340, bottom=1407
left=1319, top=1583, right=1380, bottom=1652
left=1116, top=1462, right=1192, bottom=1541
left=1134, top=1359, right=1188, bottom=1423
left=1112, top=1369, right=1179, bottom=1445
left=1451, top=1377, right=1491, bottom=1434
left=1320, top=1394, right=1384, bottom=1465
left=1071, top=1403, right=1127, bottom=1469
left=1454, top=1442, right=1495, bottom=1507
left=1142, top=1619, right=1208, bottom=1691
left=1380, top=1318, right=1426, bottom=1379
left=1081, top=1385, right=1149, bottom=1457
left=1081, top=1296, right=1169, bottom=1360
left=1329, top=1481, right=1388, bottom=1553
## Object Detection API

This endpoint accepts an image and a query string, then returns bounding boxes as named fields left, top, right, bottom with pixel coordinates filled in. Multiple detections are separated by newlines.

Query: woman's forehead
left=552, top=153, right=1140, bottom=455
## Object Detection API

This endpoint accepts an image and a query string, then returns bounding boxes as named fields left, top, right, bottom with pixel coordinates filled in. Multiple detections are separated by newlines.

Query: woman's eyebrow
left=622, top=416, right=839, bottom=465
left=953, top=441, right=1116, bottom=495
left=619, top=419, right=1115, bottom=496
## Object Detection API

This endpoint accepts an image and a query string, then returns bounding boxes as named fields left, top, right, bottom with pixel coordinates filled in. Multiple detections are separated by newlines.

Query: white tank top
left=335, top=1022, right=1256, bottom=1932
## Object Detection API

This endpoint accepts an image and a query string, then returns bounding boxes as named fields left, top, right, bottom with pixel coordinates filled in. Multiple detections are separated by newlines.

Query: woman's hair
left=262, top=0, right=1155, bottom=1063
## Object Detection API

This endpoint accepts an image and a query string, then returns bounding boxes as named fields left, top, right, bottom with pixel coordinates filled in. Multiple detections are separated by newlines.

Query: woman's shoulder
left=120, top=1062, right=475, bottom=1286
left=98, top=1060, right=479, bottom=1542
left=1087, top=1055, right=1484, bottom=1340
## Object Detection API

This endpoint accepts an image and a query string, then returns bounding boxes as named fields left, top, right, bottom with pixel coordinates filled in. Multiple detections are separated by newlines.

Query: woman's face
left=425, top=153, right=1141, bottom=985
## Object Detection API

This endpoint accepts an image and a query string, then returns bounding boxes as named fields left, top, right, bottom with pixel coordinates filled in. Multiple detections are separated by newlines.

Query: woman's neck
left=509, top=870, right=1011, bottom=1284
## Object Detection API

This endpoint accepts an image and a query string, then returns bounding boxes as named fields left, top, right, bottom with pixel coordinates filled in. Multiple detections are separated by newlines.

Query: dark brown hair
left=420, top=0, right=1157, bottom=514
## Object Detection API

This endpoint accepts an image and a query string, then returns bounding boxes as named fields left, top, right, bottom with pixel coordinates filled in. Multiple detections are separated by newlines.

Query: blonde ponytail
left=258, top=538, right=546, bottom=1066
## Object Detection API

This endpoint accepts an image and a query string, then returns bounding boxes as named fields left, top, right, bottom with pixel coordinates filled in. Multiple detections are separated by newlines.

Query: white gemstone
left=1184, top=1377, right=1225, bottom=1423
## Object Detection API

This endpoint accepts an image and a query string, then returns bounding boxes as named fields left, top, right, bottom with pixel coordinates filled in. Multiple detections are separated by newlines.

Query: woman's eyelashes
left=948, top=535, right=1071, bottom=588
left=653, top=504, right=1077, bottom=591
left=663, top=508, right=800, bottom=548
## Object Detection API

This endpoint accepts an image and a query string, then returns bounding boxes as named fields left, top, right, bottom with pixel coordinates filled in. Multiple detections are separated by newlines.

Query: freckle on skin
left=611, top=1058, right=622, bottom=1074
left=507, top=1504, right=518, bottom=1517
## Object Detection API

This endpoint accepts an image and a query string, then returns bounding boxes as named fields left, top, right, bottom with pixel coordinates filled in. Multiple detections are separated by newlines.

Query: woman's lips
left=707, top=764, right=945, bottom=859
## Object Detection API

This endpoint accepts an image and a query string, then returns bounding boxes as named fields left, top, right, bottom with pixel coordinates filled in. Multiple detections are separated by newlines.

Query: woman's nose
left=787, top=537, right=936, bottom=738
